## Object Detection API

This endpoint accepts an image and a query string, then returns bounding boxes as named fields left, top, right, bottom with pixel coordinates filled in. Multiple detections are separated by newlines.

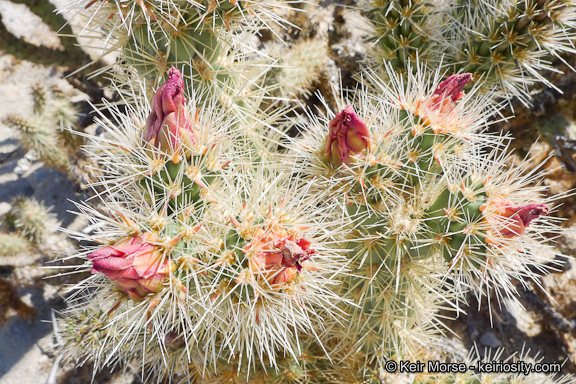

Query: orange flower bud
left=242, top=229, right=316, bottom=288
left=87, top=232, right=169, bottom=301
left=324, top=105, right=370, bottom=167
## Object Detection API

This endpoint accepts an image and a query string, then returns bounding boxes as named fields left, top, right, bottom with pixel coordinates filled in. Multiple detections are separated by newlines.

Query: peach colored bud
left=324, top=105, right=370, bottom=167
left=144, top=67, right=195, bottom=153
left=88, top=232, right=169, bottom=301
left=243, top=229, right=316, bottom=287
left=488, top=201, right=549, bottom=238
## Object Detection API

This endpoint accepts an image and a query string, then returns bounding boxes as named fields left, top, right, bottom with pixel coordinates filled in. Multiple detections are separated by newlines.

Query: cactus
left=64, top=0, right=301, bottom=111
left=3, top=114, right=70, bottom=171
left=58, top=171, right=349, bottom=376
left=31, top=82, right=47, bottom=114
left=448, top=0, right=576, bottom=100
left=49, top=0, right=576, bottom=382
left=9, top=197, right=58, bottom=243
left=265, top=39, right=328, bottom=99
left=282, top=65, right=563, bottom=362
left=360, top=0, right=449, bottom=75
left=49, top=84, right=67, bottom=100
left=2, top=82, right=84, bottom=173
left=56, top=69, right=350, bottom=378
left=363, top=0, right=576, bottom=101
left=0, top=233, right=31, bottom=257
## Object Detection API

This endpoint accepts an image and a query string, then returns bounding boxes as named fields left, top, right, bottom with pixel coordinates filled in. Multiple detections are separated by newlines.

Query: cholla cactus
left=363, top=0, right=576, bottom=101
left=360, top=0, right=449, bottom=74
left=9, top=197, right=58, bottom=243
left=448, top=0, right=576, bottom=100
left=85, top=67, right=252, bottom=204
left=62, top=0, right=300, bottom=109
left=0, top=233, right=31, bottom=257
left=282, top=65, right=563, bottom=362
left=31, top=82, right=47, bottom=114
left=2, top=83, right=82, bottom=172
left=265, top=39, right=329, bottom=100
left=3, top=114, right=69, bottom=171
left=58, top=173, right=349, bottom=378
left=51, top=0, right=576, bottom=382
left=57, top=69, right=349, bottom=380
left=435, top=146, right=565, bottom=307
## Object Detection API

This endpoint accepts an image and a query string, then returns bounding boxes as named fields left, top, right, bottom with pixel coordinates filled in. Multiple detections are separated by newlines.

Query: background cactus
left=448, top=0, right=576, bottom=100
left=8, top=197, right=58, bottom=243
left=360, top=0, right=449, bottom=74
left=1, top=82, right=84, bottom=174
left=265, top=39, right=329, bottom=100
left=2, top=113, right=70, bottom=171
left=363, top=0, right=576, bottom=101
left=0, top=233, right=31, bottom=257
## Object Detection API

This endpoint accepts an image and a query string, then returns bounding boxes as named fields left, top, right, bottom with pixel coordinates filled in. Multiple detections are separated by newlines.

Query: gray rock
left=0, top=0, right=63, bottom=50
left=13, top=157, right=31, bottom=176
left=479, top=331, right=503, bottom=349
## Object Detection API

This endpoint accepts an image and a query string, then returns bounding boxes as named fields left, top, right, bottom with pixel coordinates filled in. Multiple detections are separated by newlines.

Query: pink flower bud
left=324, top=105, right=370, bottom=167
left=487, top=201, right=550, bottom=239
left=87, top=232, right=170, bottom=301
left=144, top=67, right=195, bottom=153
left=413, top=73, right=473, bottom=133
left=427, top=73, right=473, bottom=114
left=242, top=229, right=316, bottom=287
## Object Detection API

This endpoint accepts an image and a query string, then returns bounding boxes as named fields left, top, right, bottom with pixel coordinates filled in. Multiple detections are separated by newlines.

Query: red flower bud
left=427, top=73, right=473, bottom=114
left=487, top=201, right=550, bottom=239
left=324, top=105, right=370, bottom=167
left=144, top=67, right=195, bottom=153
left=88, top=232, right=169, bottom=301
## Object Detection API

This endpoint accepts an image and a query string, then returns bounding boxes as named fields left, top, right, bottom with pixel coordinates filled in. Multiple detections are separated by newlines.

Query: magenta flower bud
left=427, top=73, right=473, bottom=113
left=323, top=105, right=370, bottom=167
left=486, top=201, right=550, bottom=239
left=87, top=232, right=170, bottom=301
left=144, top=67, right=195, bottom=154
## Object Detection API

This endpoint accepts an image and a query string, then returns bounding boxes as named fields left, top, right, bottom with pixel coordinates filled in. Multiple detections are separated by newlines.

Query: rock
left=479, top=331, right=503, bottom=348
left=13, top=156, right=31, bottom=176
left=27, top=167, right=80, bottom=228
left=0, top=201, right=11, bottom=217
left=0, top=123, right=18, bottom=157
left=0, top=158, right=34, bottom=204
left=42, top=284, right=59, bottom=302
left=0, top=0, right=64, bottom=51
left=0, top=283, right=53, bottom=383
left=504, top=298, right=542, bottom=337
